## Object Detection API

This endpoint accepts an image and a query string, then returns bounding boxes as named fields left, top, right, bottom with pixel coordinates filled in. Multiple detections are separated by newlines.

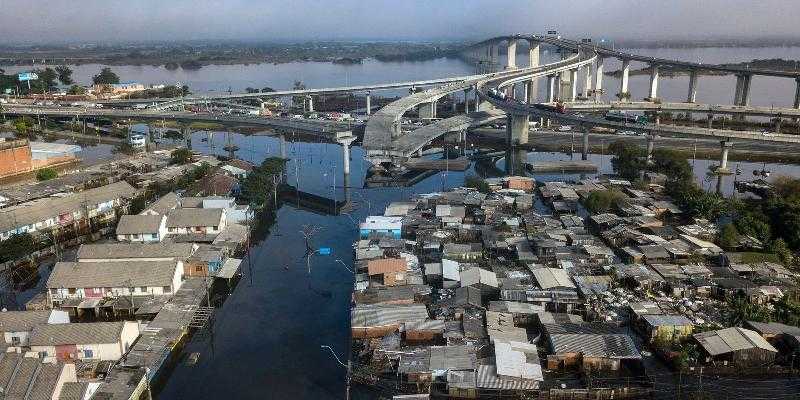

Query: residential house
left=46, top=260, right=184, bottom=307
left=443, top=243, right=483, bottom=261
left=180, top=196, right=252, bottom=224
left=460, top=267, right=499, bottom=294
left=544, top=323, right=642, bottom=372
left=640, top=314, right=694, bottom=343
left=367, top=258, right=408, bottom=286
left=693, top=327, right=778, bottom=367
left=140, top=192, right=179, bottom=216
left=184, top=245, right=226, bottom=277
left=28, top=321, right=140, bottom=361
left=0, top=353, right=77, bottom=400
left=351, top=304, right=429, bottom=339
left=166, top=208, right=226, bottom=235
left=220, top=164, right=248, bottom=180
left=0, top=181, right=137, bottom=241
left=0, top=310, right=69, bottom=346
left=359, top=216, right=403, bottom=239
left=115, top=214, right=167, bottom=242
left=77, top=242, right=197, bottom=263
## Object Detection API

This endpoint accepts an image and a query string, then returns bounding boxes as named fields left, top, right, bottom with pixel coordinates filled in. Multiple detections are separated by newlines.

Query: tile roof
left=0, top=310, right=52, bottom=332
left=141, top=192, right=179, bottom=215
left=77, top=242, right=196, bottom=260
left=58, top=382, right=89, bottom=400
left=29, top=321, right=126, bottom=346
left=166, top=208, right=224, bottom=228
left=0, top=181, right=137, bottom=233
left=47, top=260, right=178, bottom=288
left=367, top=258, right=408, bottom=276
left=116, top=214, right=163, bottom=235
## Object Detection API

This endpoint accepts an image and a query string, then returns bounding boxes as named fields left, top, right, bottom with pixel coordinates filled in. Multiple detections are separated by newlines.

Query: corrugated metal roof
left=532, top=268, right=575, bottom=289
left=477, top=365, right=540, bottom=390
left=351, top=304, right=428, bottom=328
left=460, top=267, right=498, bottom=288
left=549, top=333, right=641, bottom=359
left=430, top=345, right=476, bottom=372
left=694, top=327, right=778, bottom=356
left=642, top=314, right=693, bottom=327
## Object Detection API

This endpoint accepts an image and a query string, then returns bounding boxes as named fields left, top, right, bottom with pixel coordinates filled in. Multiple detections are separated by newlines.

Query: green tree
left=735, top=212, right=771, bottom=245
left=0, top=233, right=36, bottom=262
left=719, top=223, right=740, bottom=250
left=92, top=67, right=120, bottom=85
left=55, top=65, right=73, bottom=85
left=769, top=238, right=794, bottom=266
left=34, top=67, right=58, bottom=92
left=240, top=157, right=286, bottom=206
left=170, top=148, right=192, bottom=164
left=13, top=118, right=29, bottom=136
left=36, top=167, right=58, bottom=181
left=245, top=87, right=259, bottom=94
left=583, top=189, right=624, bottom=214
left=465, top=175, right=491, bottom=194
left=608, top=141, right=645, bottom=181
left=67, top=85, right=86, bottom=95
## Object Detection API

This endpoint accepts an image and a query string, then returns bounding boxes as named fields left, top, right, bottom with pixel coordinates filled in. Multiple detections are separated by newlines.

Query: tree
left=718, top=223, right=740, bottom=250
left=465, top=175, right=491, bottom=194
left=13, top=118, right=29, bottom=136
left=0, top=233, right=36, bottom=262
left=181, top=85, right=190, bottom=96
left=67, top=85, right=86, bottom=95
left=769, top=238, right=794, bottom=266
left=608, top=141, right=644, bottom=181
left=92, top=67, right=120, bottom=85
left=245, top=87, right=259, bottom=94
left=583, top=189, right=624, bottom=214
left=36, top=168, right=58, bottom=181
left=261, top=87, right=275, bottom=93
left=55, top=65, right=73, bottom=85
left=735, top=212, right=771, bottom=246
left=34, top=67, right=58, bottom=92
left=170, top=148, right=193, bottom=164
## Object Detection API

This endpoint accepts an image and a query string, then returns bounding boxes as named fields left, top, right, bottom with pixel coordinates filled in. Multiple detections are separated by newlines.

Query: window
left=11, top=337, right=20, bottom=346
left=162, top=286, right=171, bottom=293
left=50, top=288, right=58, bottom=294
left=68, top=288, right=76, bottom=295
left=84, top=349, right=93, bottom=358
left=169, top=227, right=176, bottom=233
left=139, top=286, right=148, bottom=293
left=196, top=266, right=203, bottom=272
left=151, top=233, right=158, bottom=239
left=212, top=226, right=218, bottom=230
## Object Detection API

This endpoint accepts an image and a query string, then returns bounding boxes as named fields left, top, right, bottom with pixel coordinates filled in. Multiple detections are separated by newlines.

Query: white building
left=28, top=321, right=140, bottom=361
left=46, top=260, right=184, bottom=307
left=220, top=165, right=248, bottom=179
left=180, top=196, right=252, bottom=224
left=115, top=214, right=167, bottom=242
left=166, top=208, right=226, bottom=235
left=0, top=309, right=69, bottom=347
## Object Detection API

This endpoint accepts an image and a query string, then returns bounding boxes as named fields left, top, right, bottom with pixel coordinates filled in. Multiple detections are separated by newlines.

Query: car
left=558, top=125, right=573, bottom=132
left=761, top=130, right=772, bottom=136
left=617, top=130, right=635, bottom=136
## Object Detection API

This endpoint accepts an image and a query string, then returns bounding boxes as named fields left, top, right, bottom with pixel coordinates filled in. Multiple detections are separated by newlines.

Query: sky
left=1, top=0, right=798, bottom=43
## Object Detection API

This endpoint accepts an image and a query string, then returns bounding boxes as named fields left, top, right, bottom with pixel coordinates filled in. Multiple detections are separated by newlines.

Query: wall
left=0, top=140, right=32, bottom=178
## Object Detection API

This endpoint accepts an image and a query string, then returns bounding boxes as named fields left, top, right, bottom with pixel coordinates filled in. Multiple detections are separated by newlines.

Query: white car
left=558, top=125, right=573, bottom=132
left=617, top=130, right=635, bottom=136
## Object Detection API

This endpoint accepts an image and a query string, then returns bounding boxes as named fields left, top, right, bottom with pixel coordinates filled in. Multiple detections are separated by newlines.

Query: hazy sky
left=1, top=0, right=797, bottom=43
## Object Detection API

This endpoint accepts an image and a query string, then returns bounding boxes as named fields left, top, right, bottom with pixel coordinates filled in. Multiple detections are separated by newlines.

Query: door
left=55, top=344, right=78, bottom=361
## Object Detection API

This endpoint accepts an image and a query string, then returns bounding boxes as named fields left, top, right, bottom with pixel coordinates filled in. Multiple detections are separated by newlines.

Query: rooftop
left=47, top=260, right=178, bottom=288
left=29, top=321, right=127, bottom=346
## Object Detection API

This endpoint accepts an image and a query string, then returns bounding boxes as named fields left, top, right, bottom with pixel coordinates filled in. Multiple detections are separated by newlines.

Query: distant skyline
left=2, top=0, right=799, bottom=44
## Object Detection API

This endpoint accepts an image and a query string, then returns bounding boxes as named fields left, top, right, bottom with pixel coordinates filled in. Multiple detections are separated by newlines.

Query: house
left=351, top=304, right=429, bottom=339
left=77, top=242, right=197, bottom=262
left=359, top=216, right=403, bottom=239
left=46, top=260, right=184, bottom=307
left=197, top=172, right=239, bottom=196
left=460, top=267, right=499, bottom=293
left=493, top=340, right=543, bottom=383
left=640, top=314, right=694, bottom=343
left=0, top=309, right=69, bottom=346
left=180, top=196, right=252, bottom=223
left=184, top=245, right=226, bottom=277
left=140, top=192, right=179, bottom=216
left=166, top=208, right=226, bottom=235
left=544, top=323, right=642, bottom=372
left=28, top=321, right=140, bottom=361
left=220, top=164, right=249, bottom=179
left=531, top=268, right=575, bottom=290
left=744, top=321, right=800, bottom=353
left=367, top=258, right=408, bottom=286
left=115, top=214, right=167, bottom=242
left=693, top=327, right=778, bottom=367
left=0, top=353, right=77, bottom=400
left=442, top=243, right=483, bottom=261
left=0, top=181, right=137, bottom=241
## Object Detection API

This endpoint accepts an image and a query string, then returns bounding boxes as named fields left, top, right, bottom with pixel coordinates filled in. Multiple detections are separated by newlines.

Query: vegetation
left=92, top=67, right=120, bottom=85
left=54, top=65, right=73, bottom=85
left=0, top=233, right=35, bottom=263
left=718, top=223, right=740, bottom=250
left=35, top=168, right=58, bottom=181
left=13, top=117, right=31, bottom=136
left=67, top=85, right=87, bottom=95
left=170, top=148, right=193, bottom=164
left=239, top=157, right=287, bottom=207
left=127, top=84, right=190, bottom=99
left=583, top=189, right=626, bottom=214
left=465, top=175, right=491, bottom=194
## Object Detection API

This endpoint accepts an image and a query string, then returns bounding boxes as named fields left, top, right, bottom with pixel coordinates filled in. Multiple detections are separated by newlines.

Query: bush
left=36, top=168, right=57, bottom=181
left=170, top=148, right=193, bottom=164
left=465, top=175, right=491, bottom=194
left=583, top=189, right=625, bottom=214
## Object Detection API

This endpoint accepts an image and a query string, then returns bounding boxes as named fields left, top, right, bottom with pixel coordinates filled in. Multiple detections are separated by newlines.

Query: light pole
left=320, top=344, right=351, bottom=400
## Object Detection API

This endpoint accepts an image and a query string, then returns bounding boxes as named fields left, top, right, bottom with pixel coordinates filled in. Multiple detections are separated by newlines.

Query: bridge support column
left=740, top=74, right=752, bottom=106
left=775, top=118, right=783, bottom=134
left=365, top=92, right=371, bottom=115
left=337, top=136, right=356, bottom=176
left=707, top=113, right=714, bottom=129
left=687, top=70, right=699, bottom=103
left=582, top=129, right=590, bottom=161
left=733, top=74, right=744, bottom=105
left=279, top=134, right=287, bottom=159
left=418, top=101, right=437, bottom=119
left=451, top=95, right=458, bottom=112
left=524, top=81, right=534, bottom=104
left=506, top=39, right=517, bottom=69
left=719, top=141, right=732, bottom=173
left=304, top=96, right=314, bottom=113
left=569, top=69, right=579, bottom=101
left=491, top=44, right=499, bottom=69
left=547, top=75, right=557, bottom=103
left=794, top=78, right=800, bottom=109
left=463, top=89, right=470, bottom=113
left=594, top=57, right=604, bottom=96
left=529, top=41, right=540, bottom=68
left=619, top=59, right=631, bottom=101
left=646, top=135, right=657, bottom=163
left=507, top=113, right=529, bottom=145
left=583, top=64, right=593, bottom=98
left=648, top=65, right=660, bottom=101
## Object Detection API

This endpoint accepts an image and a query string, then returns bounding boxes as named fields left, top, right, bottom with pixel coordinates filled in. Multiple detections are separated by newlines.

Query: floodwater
left=6, top=47, right=800, bottom=398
